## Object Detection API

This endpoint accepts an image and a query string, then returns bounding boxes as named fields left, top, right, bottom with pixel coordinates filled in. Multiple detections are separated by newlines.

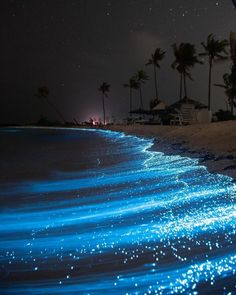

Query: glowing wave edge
left=0, top=128, right=236, bottom=294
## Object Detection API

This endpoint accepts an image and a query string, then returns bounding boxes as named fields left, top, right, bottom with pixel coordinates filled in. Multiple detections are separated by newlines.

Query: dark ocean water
left=0, top=127, right=236, bottom=294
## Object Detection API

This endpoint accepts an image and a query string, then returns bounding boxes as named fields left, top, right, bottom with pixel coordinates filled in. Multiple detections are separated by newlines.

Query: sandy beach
left=107, top=121, right=236, bottom=179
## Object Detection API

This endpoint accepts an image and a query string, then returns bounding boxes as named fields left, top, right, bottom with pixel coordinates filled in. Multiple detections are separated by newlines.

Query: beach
left=108, top=121, right=236, bottom=179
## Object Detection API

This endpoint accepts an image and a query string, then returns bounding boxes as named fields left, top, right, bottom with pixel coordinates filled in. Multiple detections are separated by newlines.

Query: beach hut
left=148, top=100, right=168, bottom=124
left=150, top=100, right=167, bottom=112
left=169, top=97, right=211, bottom=125
left=129, top=108, right=150, bottom=115
left=129, top=108, right=150, bottom=124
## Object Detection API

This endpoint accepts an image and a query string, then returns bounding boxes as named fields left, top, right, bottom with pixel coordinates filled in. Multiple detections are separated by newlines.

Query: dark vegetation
left=34, top=33, right=236, bottom=126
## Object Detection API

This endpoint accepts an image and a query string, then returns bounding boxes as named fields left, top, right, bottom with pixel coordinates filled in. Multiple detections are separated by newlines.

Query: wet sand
left=107, top=121, right=236, bottom=179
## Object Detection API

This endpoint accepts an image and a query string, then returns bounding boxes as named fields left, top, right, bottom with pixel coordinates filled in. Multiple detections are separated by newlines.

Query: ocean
left=0, top=127, right=236, bottom=294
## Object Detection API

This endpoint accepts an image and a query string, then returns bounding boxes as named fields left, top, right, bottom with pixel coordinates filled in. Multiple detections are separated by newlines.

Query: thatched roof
left=151, top=100, right=167, bottom=111
left=168, top=97, right=207, bottom=110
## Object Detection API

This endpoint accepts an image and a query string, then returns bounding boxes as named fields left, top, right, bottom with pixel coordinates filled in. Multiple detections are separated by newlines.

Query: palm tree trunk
left=45, top=98, right=66, bottom=123
left=208, top=59, right=212, bottom=111
left=102, top=94, right=106, bottom=125
left=230, top=97, right=234, bottom=116
left=139, top=86, right=144, bottom=119
left=139, top=86, right=143, bottom=110
left=180, top=73, right=183, bottom=100
left=225, top=98, right=229, bottom=111
left=183, top=72, right=187, bottom=98
left=154, top=65, right=158, bottom=100
left=130, top=87, right=133, bottom=114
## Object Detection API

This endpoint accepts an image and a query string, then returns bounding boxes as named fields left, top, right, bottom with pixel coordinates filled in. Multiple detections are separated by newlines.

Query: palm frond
left=214, top=83, right=227, bottom=89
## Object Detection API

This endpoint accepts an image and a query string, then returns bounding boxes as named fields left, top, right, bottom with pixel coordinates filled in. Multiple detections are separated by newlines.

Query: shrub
left=214, top=109, right=236, bottom=121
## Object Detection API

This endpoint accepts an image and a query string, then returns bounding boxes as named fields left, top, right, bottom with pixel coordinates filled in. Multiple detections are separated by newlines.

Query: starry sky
left=1, top=0, right=236, bottom=124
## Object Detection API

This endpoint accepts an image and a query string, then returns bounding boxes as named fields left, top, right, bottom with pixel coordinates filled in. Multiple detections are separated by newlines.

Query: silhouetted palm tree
left=172, top=43, right=202, bottom=99
left=175, top=64, right=193, bottom=100
left=123, top=77, right=140, bottom=113
left=37, top=86, right=66, bottom=123
left=98, top=82, right=110, bottom=125
left=146, top=48, right=165, bottom=101
left=200, top=34, right=228, bottom=110
left=135, top=70, right=149, bottom=109
left=215, top=72, right=236, bottom=115
left=229, top=32, right=236, bottom=113
left=230, top=32, right=236, bottom=66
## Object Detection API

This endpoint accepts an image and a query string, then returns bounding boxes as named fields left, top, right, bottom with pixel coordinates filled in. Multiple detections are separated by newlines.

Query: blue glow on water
left=0, top=127, right=236, bottom=294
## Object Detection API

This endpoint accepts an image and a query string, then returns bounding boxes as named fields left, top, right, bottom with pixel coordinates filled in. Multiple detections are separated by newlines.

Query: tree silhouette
left=232, top=0, right=236, bottom=9
left=172, top=43, right=202, bottom=99
left=146, top=48, right=165, bottom=101
left=98, top=82, right=110, bottom=125
left=200, top=34, right=228, bottom=110
left=123, top=77, right=139, bottom=113
left=175, top=64, right=193, bottom=100
left=36, top=86, right=66, bottom=123
left=215, top=71, right=236, bottom=115
left=135, top=70, right=149, bottom=109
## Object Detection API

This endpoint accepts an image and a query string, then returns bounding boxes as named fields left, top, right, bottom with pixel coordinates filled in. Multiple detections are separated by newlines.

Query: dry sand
left=107, top=121, right=236, bottom=179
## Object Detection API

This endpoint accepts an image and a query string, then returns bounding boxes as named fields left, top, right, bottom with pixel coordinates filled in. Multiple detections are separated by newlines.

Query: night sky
left=1, top=0, right=236, bottom=124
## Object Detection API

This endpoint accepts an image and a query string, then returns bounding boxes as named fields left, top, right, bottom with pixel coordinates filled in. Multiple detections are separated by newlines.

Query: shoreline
left=106, top=121, right=236, bottom=180
left=2, top=123, right=236, bottom=180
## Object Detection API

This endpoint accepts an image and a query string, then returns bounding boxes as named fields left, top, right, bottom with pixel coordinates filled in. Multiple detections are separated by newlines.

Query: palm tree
left=230, top=32, right=236, bottom=66
left=175, top=64, right=193, bottom=100
left=123, top=77, right=139, bottom=113
left=171, top=43, right=202, bottom=99
left=215, top=72, right=236, bottom=115
left=200, top=34, right=228, bottom=111
left=135, top=70, right=149, bottom=109
left=146, top=48, right=165, bottom=101
left=98, top=82, right=110, bottom=125
left=36, top=86, right=66, bottom=123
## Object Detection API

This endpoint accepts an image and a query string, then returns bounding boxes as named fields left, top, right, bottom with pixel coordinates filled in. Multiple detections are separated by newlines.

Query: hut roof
left=169, top=97, right=207, bottom=110
left=151, top=100, right=167, bottom=111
